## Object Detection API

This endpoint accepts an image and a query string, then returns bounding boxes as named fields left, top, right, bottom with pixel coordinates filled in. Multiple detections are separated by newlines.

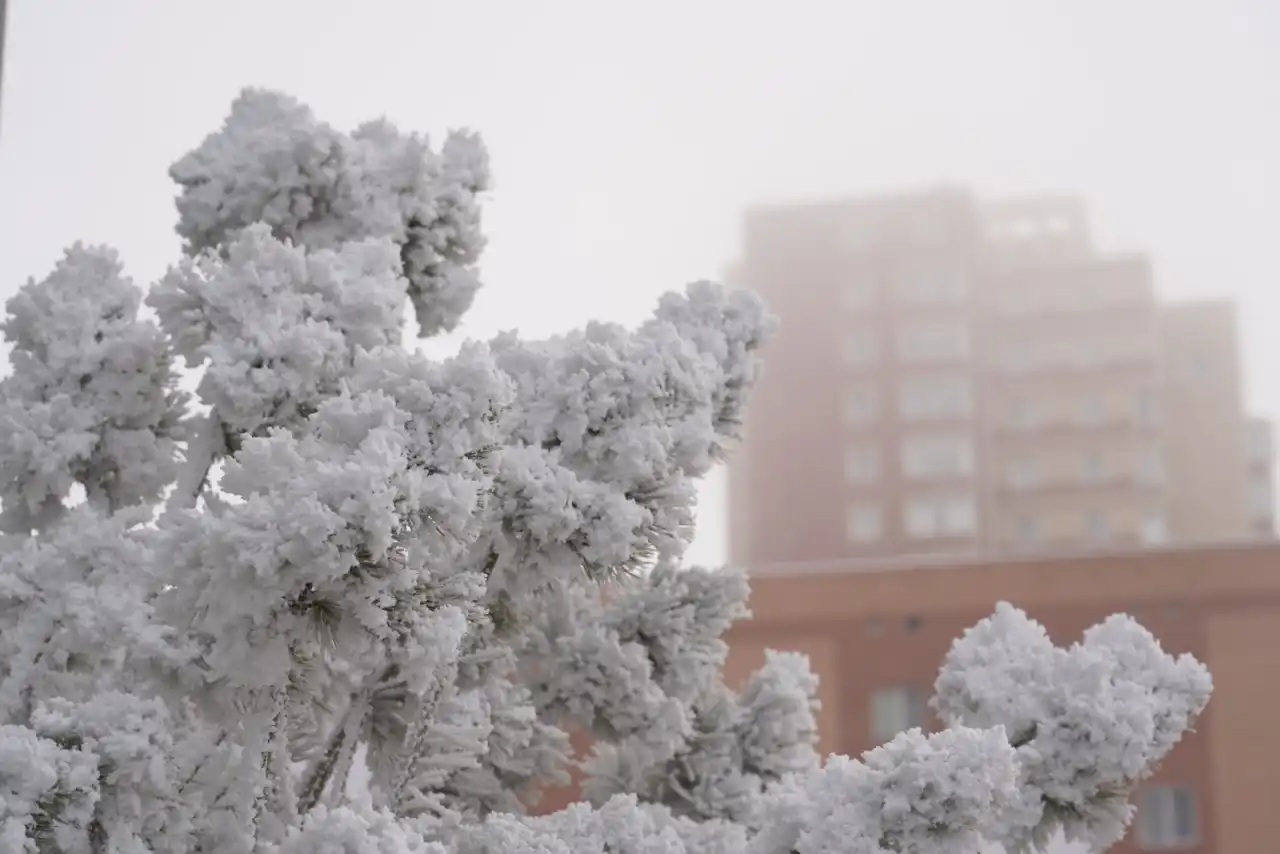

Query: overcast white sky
left=1, top=0, right=1278, bottom=570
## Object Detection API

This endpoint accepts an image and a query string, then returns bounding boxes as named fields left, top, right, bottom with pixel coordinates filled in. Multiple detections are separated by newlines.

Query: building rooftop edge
left=744, top=537, right=1280, bottom=579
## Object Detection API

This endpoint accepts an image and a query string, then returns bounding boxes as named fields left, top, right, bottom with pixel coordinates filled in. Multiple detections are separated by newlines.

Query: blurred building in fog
left=728, top=188, right=1273, bottom=566
left=723, top=540, right=1280, bottom=854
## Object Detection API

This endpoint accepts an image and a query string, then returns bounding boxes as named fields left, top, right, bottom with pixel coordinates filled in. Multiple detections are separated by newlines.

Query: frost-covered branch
left=170, top=88, right=491, bottom=338
left=0, top=246, right=186, bottom=532
left=0, top=88, right=1211, bottom=854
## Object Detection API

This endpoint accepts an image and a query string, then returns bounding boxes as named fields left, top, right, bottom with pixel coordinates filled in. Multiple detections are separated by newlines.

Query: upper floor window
left=839, top=218, right=881, bottom=255
left=1247, top=419, right=1273, bottom=465
left=1138, top=449, right=1166, bottom=485
left=903, top=494, right=977, bottom=538
left=895, top=319, right=971, bottom=363
left=1010, top=399, right=1043, bottom=430
left=844, top=445, right=881, bottom=485
left=1135, top=786, right=1199, bottom=850
left=1081, top=451, right=1106, bottom=483
left=1140, top=513, right=1170, bottom=546
left=1084, top=510, right=1111, bottom=541
left=841, top=330, right=881, bottom=367
left=842, top=386, right=881, bottom=425
left=1014, top=515, right=1039, bottom=544
left=1006, top=459, right=1040, bottom=490
left=896, top=268, right=969, bottom=305
left=901, top=435, right=975, bottom=480
left=1250, top=479, right=1273, bottom=517
left=846, top=503, right=884, bottom=544
left=841, top=280, right=879, bottom=310
left=1077, top=396, right=1104, bottom=425
left=899, top=375, right=973, bottom=421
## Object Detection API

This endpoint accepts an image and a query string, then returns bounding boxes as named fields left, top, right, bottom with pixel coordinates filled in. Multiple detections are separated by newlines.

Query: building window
left=1081, top=451, right=1106, bottom=483
left=840, top=218, right=881, bottom=255
left=1014, top=515, right=1038, bottom=544
left=844, top=445, right=881, bottom=484
left=896, top=268, right=969, bottom=305
left=898, top=375, right=973, bottom=421
left=1134, top=390, right=1158, bottom=425
left=1135, top=786, right=1199, bottom=850
left=1179, top=355, right=1210, bottom=383
left=1249, top=479, right=1273, bottom=518
left=1010, top=399, right=1042, bottom=430
left=842, top=386, right=880, bottom=425
left=869, top=686, right=929, bottom=744
left=1007, top=460, right=1039, bottom=490
left=1247, top=419, right=1273, bottom=465
left=1140, top=513, right=1169, bottom=546
left=907, top=213, right=949, bottom=247
left=1138, top=450, right=1166, bottom=485
left=1078, top=396, right=1103, bottom=425
left=895, top=318, right=971, bottom=363
left=841, top=331, right=881, bottom=367
left=901, top=435, right=975, bottom=480
left=997, top=343, right=1032, bottom=374
left=841, top=280, right=878, bottom=310
left=903, top=494, right=977, bottom=538
left=1085, top=511, right=1111, bottom=541
left=846, top=504, right=884, bottom=543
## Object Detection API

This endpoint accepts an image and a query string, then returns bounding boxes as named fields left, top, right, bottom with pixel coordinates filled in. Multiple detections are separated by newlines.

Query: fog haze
left=2, top=0, right=1277, bottom=569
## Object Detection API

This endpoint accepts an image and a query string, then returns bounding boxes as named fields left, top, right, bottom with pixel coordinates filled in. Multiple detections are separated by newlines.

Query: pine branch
left=296, top=717, right=348, bottom=816
left=325, top=690, right=370, bottom=808
left=168, top=411, right=226, bottom=513
left=388, top=662, right=458, bottom=813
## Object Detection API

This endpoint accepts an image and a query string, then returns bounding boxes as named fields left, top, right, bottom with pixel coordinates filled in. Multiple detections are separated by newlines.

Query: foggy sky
left=1, top=0, right=1278, bottom=569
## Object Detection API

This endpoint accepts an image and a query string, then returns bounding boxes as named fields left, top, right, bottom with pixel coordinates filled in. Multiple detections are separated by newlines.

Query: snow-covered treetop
left=0, top=88, right=1211, bottom=854
left=933, top=603, right=1213, bottom=854
left=0, top=246, right=185, bottom=531
left=171, top=88, right=490, bottom=338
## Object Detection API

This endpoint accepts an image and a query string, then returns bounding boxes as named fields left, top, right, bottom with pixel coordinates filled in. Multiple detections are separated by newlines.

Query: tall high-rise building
left=728, top=187, right=1262, bottom=568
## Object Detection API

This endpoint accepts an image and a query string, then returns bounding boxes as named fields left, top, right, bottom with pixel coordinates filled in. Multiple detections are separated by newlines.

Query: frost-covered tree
left=0, top=88, right=1212, bottom=854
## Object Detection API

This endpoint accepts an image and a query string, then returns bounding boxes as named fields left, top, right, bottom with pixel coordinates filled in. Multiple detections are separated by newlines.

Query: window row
left=1009, top=511, right=1169, bottom=546
left=847, top=495, right=977, bottom=543
left=844, top=383, right=1160, bottom=430
left=841, top=269, right=970, bottom=311
left=991, top=337, right=1156, bottom=373
left=841, top=321, right=971, bottom=366
left=838, top=213, right=961, bottom=256
left=985, top=275, right=1150, bottom=317
left=846, top=436, right=976, bottom=484
left=843, top=326, right=1157, bottom=375
left=1002, top=449, right=1166, bottom=490
left=843, top=379, right=974, bottom=424
left=850, top=501, right=1168, bottom=546
left=1000, top=391, right=1158, bottom=431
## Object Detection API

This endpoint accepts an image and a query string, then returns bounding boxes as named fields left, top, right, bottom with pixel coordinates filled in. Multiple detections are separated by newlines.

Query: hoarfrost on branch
left=0, top=89, right=1210, bottom=854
